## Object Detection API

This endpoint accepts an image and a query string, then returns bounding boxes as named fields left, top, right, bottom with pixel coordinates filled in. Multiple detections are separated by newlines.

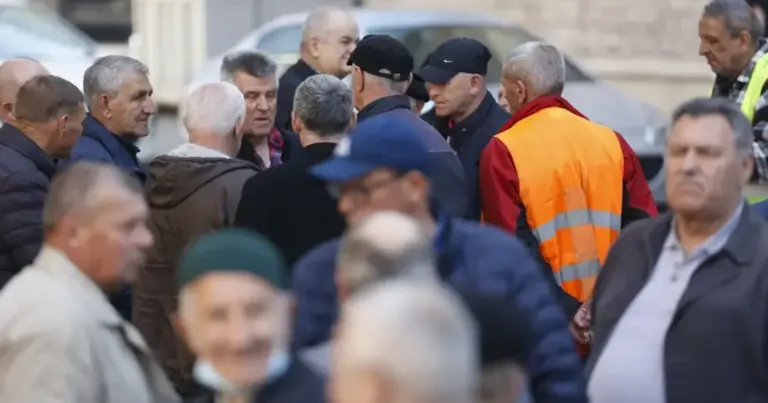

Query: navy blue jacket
left=433, top=92, right=510, bottom=220
left=357, top=95, right=467, bottom=218
left=61, top=114, right=145, bottom=320
left=292, top=214, right=587, bottom=403
left=0, top=124, right=56, bottom=289
left=754, top=199, right=768, bottom=219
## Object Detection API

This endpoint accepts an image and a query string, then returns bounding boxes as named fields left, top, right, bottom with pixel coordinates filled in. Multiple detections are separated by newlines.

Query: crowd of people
left=0, top=0, right=767, bottom=402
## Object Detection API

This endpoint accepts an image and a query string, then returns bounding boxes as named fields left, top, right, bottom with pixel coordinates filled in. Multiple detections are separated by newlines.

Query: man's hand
left=569, top=302, right=592, bottom=344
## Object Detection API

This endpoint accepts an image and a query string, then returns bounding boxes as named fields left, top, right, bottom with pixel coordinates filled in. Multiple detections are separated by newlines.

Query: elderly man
left=701, top=0, right=768, bottom=181
left=331, top=279, right=477, bottom=403
left=0, top=57, right=49, bottom=124
left=419, top=38, right=510, bottom=220
left=221, top=51, right=301, bottom=169
left=0, top=162, right=178, bottom=403
left=586, top=98, right=768, bottom=403
left=293, top=114, right=588, bottom=403
left=301, top=210, right=438, bottom=375
left=479, top=41, right=657, bottom=332
left=0, top=75, right=84, bottom=289
left=347, top=34, right=466, bottom=218
left=72, top=55, right=156, bottom=179
left=276, top=8, right=358, bottom=131
left=135, top=82, right=259, bottom=398
left=235, top=74, right=350, bottom=268
left=174, top=229, right=326, bottom=403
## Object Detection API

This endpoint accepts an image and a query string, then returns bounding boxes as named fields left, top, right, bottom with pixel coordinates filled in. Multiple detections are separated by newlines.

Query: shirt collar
left=736, top=38, right=768, bottom=84
left=167, top=143, right=231, bottom=159
left=665, top=201, right=745, bottom=256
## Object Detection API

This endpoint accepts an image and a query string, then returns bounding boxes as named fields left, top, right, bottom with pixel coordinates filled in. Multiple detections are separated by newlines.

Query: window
left=368, top=25, right=591, bottom=83
left=0, top=6, right=94, bottom=58
left=255, top=25, right=302, bottom=54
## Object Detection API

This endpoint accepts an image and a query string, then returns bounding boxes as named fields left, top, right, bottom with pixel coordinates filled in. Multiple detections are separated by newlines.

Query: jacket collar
left=82, top=114, right=142, bottom=166
left=292, top=59, right=318, bottom=80
left=643, top=201, right=760, bottom=267
left=442, top=91, right=501, bottom=143
left=296, top=142, right=336, bottom=163
left=0, top=123, right=56, bottom=178
left=357, top=95, right=411, bottom=123
left=499, top=94, right=587, bottom=133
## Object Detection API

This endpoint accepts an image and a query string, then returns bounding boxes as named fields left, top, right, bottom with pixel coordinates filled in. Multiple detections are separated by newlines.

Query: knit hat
left=177, top=229, right=287, bottom=290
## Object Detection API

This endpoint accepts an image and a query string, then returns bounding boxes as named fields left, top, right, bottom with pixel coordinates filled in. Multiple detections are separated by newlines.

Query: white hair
left=83, top=55, right=149, bottom=109
left=503, top=41, right=565, bottom=97
left=337, top=211, right=437, bottom=294
left=337, top=280, right=478, bottom=403
left=181, top=82, right=245, bottom=135
left=301, top=8, right=354, bottom=42
left=364, top=72, right=409, bottom=95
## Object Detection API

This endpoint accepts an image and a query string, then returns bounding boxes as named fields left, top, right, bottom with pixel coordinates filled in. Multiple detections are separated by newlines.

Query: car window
left=0, top=6, right=94, bottom=58
left=255, top=25, right=302, bottom=54
left=369, top=25, right=591, bottom=83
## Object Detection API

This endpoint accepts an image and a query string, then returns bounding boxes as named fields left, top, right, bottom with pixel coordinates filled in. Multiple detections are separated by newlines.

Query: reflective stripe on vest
left=709, top=52, right=768, bottom=123
left=494, top=107, right=624, bottom=302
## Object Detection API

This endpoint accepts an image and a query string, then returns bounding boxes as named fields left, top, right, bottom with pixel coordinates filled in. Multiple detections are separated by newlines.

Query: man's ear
left=98, top=94, right=112, bottom=118
left=0, top=101, right=12, bottom=121
left=291, top=111, right=303, bottom=134
left=57, top=114, right=69, bottom=134
left=308, top=37, right=322, bottom=58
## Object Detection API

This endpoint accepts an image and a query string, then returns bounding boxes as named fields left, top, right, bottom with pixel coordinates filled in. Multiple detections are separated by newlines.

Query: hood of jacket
left=147, top=144, right=259, bottom=209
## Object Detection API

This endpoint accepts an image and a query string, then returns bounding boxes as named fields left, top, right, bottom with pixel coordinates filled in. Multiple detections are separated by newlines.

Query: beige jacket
left=0, top=246, right=180, bottom=403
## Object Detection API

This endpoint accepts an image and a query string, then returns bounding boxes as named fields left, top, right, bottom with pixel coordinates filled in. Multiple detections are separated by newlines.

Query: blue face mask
left=193, top=349, right=291, bottom=392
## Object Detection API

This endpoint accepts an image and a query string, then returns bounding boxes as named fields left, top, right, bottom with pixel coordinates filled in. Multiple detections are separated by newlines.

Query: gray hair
left=14, top=75, right=84, bottom=123
left=83, top=55, right=149, bottom=109
left=43, top=162, right=143, bottom=233
left=220, top=51, right=277, bottom=82
left=337, top=211, right=437, bottom=295
left=338, top=280, right=478, bottom=403
left=365, top=72, right=409, bottom=95
left=293, top=74, right=353, bottom=137
left=181, top=82, right=245, bottom=135
left=670, top=97, right=753, bottom=155
left=503, top=41, right=565, bottom=97
left=703, top=0, right=763, bottom=47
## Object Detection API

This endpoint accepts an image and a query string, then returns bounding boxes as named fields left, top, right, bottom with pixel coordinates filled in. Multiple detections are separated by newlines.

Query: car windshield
left=0, top=6, right=94, bottom=59
left=368, top=25, right=591, bottom=83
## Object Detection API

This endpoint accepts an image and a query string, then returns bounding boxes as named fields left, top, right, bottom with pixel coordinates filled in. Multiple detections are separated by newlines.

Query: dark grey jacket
left=586, top=205, right=768, bottom=403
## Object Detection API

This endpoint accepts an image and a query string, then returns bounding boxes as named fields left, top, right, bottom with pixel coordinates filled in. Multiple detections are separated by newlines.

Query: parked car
left=187, top=9, right=668, bottom=207
left=0, top=2, right=97, bottom=91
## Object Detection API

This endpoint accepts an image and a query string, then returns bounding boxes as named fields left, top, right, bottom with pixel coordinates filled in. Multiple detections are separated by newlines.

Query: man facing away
left=700, top=0, right=768, bottom=181
left=135, top=82, right=260, bottom=398
left=175, top=229, right=327, bottom=403
left=221, top=51, right=301, bottom=169
left=0, top=57, right=49, bottom=124
left=0, top=75, right=85, bottom=289
left=587, top=98, right=768, bottom=403
left=235, top=74, right=350, bottom=268
left=331, top=280, right=477, bottom=403
left=479, top=41, right=657, bottom=331
left=276, top=8, right=359, bottom=131
left=0, top=162, right=178, bottom=403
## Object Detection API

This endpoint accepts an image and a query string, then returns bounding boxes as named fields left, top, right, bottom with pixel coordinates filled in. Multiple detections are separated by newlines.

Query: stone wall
left=366, top=0, right=715, bottom=112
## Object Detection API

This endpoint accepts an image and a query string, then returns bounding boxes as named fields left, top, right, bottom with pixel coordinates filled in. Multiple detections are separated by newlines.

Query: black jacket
left=234, top=142, right=345, bottom=271
left=357, top=95, right=468, bottom=218
left=586, top=205, right=768, bottom=403
left=0, top=124, right=56, bottom=288
left=276, top=60, right=317, bottom=132
left=237, top=130, right=302, bottom=168
left=434, top=92, right=509, bottom=219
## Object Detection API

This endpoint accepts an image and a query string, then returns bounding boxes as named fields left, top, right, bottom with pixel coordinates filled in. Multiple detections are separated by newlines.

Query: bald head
left=301, top=8, right=358, bottom=78
left=0, top=58, right=49, bottom=123
left=332, top=280, right=478, bottom=403
left=302, top=8, right=357, bottom=42
left=337, top=211, right=437, bottom=296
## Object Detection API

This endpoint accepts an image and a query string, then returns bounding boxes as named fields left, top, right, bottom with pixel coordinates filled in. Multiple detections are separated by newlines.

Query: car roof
left=259, top=8, right=512, bottom=32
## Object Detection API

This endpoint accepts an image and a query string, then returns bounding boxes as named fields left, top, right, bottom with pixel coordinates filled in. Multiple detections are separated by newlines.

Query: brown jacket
left=133, top=144, right=259, bottom=396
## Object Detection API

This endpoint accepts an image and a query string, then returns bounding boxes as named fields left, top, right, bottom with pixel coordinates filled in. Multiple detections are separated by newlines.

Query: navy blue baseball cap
left=310, top=114, right=431, bottom=183
left=419, top=37, right=492, bottom=84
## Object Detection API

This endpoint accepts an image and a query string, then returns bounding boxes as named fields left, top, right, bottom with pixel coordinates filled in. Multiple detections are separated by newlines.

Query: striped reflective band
left=553, top=258, right=601, bottom=285
left=532, top=209, right=621, bottom=244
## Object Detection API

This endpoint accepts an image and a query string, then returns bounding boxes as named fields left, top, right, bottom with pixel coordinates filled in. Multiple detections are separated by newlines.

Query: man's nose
left=698, top=42, right=708, bottom=56
left=256, top=96, right=270, bottom=111
left=144, top=98, right=157, bottom=115
left=337, top=193, right=354, bottom=218
left=137, top=225, right=154, bottom=250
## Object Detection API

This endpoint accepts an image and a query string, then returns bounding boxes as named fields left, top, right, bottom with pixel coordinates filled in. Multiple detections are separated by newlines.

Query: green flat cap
left=177, top=228, right=287, bottom=290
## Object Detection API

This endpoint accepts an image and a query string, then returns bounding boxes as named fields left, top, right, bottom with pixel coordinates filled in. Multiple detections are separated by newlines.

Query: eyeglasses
left=327, top=175, right=402, bottom=201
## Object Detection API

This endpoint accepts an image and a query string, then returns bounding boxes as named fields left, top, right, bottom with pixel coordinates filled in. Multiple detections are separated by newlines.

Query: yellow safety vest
left=710, top=53, right=768, bottom=122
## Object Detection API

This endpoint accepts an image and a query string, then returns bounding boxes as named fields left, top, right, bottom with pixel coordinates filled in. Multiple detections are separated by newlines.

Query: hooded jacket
left=133, top=143, right=259, bottom=397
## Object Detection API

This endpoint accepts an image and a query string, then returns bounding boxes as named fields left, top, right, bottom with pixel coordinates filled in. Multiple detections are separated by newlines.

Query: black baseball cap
left=419, top=38, right=492, bottom=84
left=405, top=73, right=429, bottom=102
left=347, top=34, right=413, bottom=82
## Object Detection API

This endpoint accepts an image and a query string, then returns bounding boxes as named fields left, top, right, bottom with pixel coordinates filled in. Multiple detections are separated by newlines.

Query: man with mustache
left=175, top=229, right=326, bottom=403
left=586, top=98, right=768, bottom=403
left=275, top=8, right=359, bottom=132
left=222, top=51, right=301, bottom=170
left=700, top=0, right=768, bottom=181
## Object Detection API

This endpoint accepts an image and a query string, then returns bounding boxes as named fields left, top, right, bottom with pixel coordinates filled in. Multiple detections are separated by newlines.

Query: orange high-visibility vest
left=494, top=107, right=624, bottom=302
